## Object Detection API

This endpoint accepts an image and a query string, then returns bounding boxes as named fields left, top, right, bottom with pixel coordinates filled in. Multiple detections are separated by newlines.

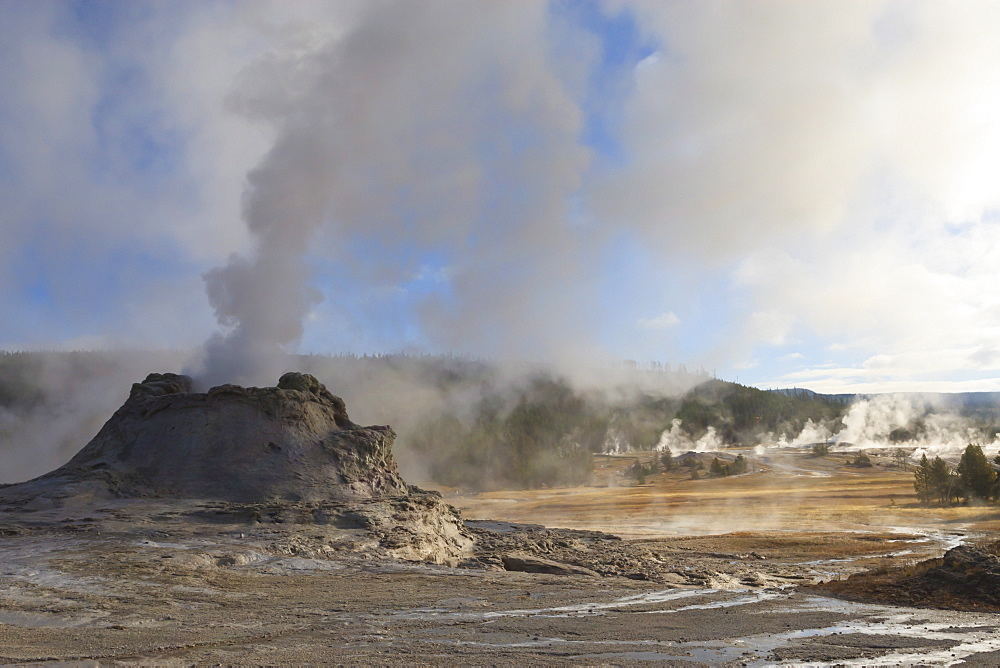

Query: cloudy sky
left=4, top=0, right=1000, bottom=393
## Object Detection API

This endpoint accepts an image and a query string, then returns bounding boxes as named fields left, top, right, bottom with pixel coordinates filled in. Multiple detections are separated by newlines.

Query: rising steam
left=654, top=419, right=724, bottom=454
left=191, top=2, right=589, bottom=385
left=759, top=393, right=999, bottom=460
left=200, top=240, right=322, bottom=387
left=6, top=3, right=1000, bottom=391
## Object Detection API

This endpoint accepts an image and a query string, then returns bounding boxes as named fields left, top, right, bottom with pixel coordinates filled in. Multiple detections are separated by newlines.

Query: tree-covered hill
left=674, top=380, right=849, bottom=444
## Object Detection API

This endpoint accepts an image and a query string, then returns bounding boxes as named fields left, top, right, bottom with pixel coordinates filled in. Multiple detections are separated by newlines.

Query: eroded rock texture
left=0, top=373, right=473, bottom=564
left=12, top=372, right=406, bottom=503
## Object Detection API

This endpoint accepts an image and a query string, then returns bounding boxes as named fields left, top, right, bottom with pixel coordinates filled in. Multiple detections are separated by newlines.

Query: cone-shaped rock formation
left=4, top=372, right=410, bottom=504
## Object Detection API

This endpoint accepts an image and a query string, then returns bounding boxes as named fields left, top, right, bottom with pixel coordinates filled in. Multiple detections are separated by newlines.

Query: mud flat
left=2, top=517, right=1000, bottom=665
left=1, top=482, right=998, bottom=665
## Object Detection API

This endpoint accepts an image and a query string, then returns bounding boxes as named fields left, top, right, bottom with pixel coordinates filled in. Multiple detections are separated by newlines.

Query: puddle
left=388, top=588, right=723, bottom=621
left=732, top=595, right=1000, bottom=667
left=799, top=549, right=916, bottom=566
left=400, top=589, right=1000, bottom=666
left=641, top=588, right=787, bottom=614
left=391, top=587, right=793, bottom=622
left=563, top=608, right=1000, bottom=667
left=887, top=525, right=974, bottom=554
left=483, top=588, right=715, bottom=618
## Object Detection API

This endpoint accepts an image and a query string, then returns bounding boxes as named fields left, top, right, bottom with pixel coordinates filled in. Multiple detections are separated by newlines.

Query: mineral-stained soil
left=2, top=374, right=1000, bottom=664
left=3, top=510, right=1000, bottom=665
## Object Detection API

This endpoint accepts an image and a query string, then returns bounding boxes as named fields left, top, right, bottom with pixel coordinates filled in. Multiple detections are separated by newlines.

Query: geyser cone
left=29, top=372, right=409, bottom=503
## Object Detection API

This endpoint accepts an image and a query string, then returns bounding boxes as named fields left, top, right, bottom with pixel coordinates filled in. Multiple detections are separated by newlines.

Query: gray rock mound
left=0, top=372, right=477, bottom=565
left=4, top=372, right=409, bottom=504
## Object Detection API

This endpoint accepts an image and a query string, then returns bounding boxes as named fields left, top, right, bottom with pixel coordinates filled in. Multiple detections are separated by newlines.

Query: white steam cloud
left=5, top=3, right=1000, bottom=392
left=191, top=1, right=592, bottom=384
left=831, top=394, right=993, bottom=457
left=756, top=394, right=999, bottom=462
left=654, top=419, right=724, bottom=454
left=641, top=392, right=998, bottom=463
left=772, top=419, right=834, bottom=449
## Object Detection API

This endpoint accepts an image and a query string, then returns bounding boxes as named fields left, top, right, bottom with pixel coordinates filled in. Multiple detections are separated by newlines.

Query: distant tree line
left=673, top=380, right=847, bottom=445
left=409, top=375, right=602, bottom=490
left=626, top=450, right=749, bottom=484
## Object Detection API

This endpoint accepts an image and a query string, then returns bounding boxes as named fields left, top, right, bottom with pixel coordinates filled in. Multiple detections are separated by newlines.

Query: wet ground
left=2, top=448, right=999, bottom=665
left=0, top=518, right=997, bottom=665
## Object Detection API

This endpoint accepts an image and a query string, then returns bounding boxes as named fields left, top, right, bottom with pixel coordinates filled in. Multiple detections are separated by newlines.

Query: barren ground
left=3, top=447, right=1000, bottom=665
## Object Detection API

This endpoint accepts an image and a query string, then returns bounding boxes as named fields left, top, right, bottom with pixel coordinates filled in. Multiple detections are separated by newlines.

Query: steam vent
left=8, top=372, right=410, bottom=504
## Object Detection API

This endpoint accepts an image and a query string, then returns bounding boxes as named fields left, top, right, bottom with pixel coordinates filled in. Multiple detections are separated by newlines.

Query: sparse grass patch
left=452, top=448, right=1000, bottom=540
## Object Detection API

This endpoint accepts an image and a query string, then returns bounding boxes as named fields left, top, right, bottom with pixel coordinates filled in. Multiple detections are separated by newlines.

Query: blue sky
left=5, top=0, right=1000, bottom=393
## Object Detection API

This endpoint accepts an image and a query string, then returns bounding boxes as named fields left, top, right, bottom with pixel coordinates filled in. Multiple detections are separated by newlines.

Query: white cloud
left=587, top=1, right=1000, bottom=389
left=6, top=1, right=1000, bottom=393
left=747, top=311, right=795, bottom=347
left=636, top=311, right=680, bottom=330
left=601, top=2, right=1000, bottom=250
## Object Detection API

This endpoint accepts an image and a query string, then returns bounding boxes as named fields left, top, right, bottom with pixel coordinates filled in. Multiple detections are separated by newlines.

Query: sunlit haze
left=4, top=1, right=1000, bottom=394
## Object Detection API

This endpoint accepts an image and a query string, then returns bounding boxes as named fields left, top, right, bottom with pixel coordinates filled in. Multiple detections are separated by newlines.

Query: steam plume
left=192, top=2, right=590, bottom=385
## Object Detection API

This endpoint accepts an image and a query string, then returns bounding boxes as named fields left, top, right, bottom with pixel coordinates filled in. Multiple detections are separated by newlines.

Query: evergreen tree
left=893, top=448, right=908, bottom=468
left=928, top=456, right=954, bottom=505
left=957, top=444, right=997, bottom=503
left=914, top=454, right=932, bottom=504
left=709, top=457, right=726, bottom=477
left=661, top=449, right=674, bottom=471
left=914, top=454, right=955, bottom=506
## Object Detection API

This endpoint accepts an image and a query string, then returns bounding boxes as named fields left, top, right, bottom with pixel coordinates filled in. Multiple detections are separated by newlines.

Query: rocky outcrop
left=501, top=553, right=600, bottom=577
left=923, top=542, right=1000, bottom=606
left=8, top=372, right=406, bottom=503
left=0, top=372, right=473, bottom=565
left=810, top=541, right=1000, bottom=611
